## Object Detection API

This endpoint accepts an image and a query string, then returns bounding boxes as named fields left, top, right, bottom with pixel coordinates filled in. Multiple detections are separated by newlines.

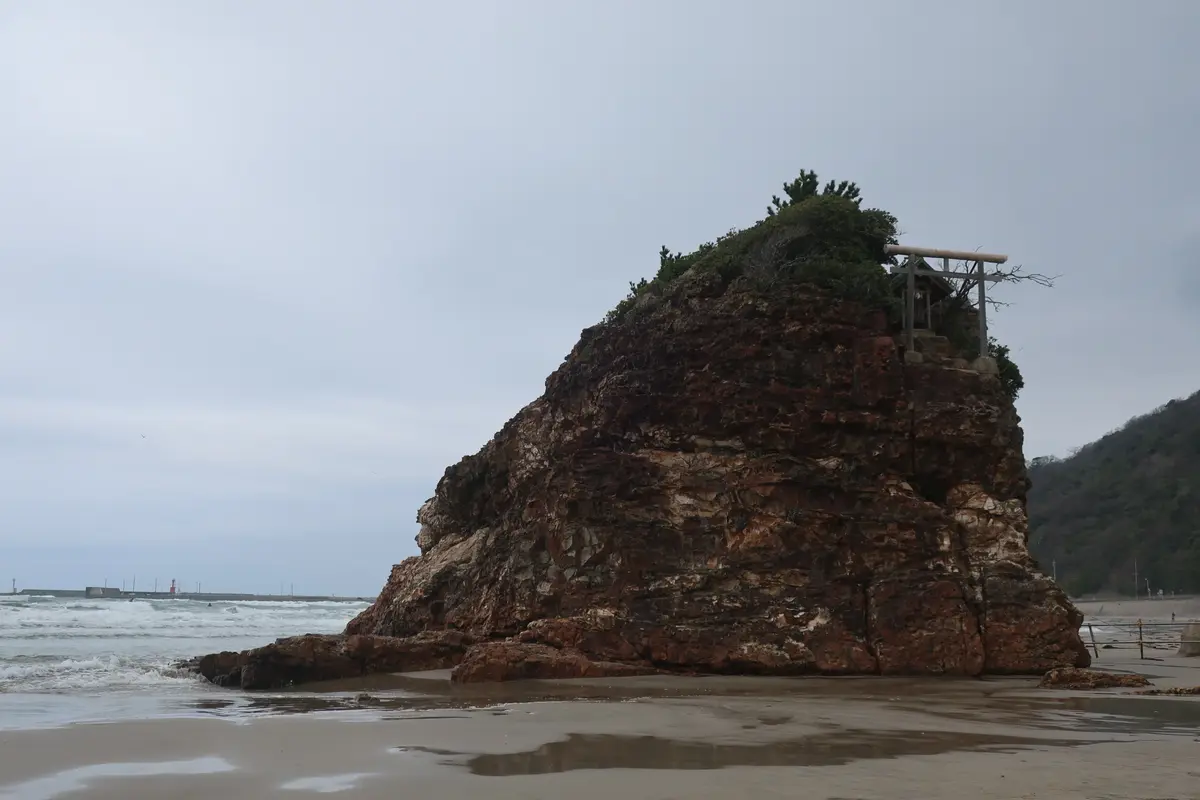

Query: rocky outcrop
left=1039, top=668, right=1149, bottom=690
left=1139, top=686, right=1200, bottom=696
left=191, top=267, right=1089, bottom=688
left=450, top=642, right=659, bottom=683
left=188, top=631, right=474, bottom=689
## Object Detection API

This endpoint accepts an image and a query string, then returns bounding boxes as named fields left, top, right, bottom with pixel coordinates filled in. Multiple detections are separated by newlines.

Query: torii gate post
left=884, top=245, right=1009, bottom=359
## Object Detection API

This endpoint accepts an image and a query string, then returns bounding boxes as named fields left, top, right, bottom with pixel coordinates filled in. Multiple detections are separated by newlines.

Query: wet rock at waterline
left=1039, top=668, right=1150, bottom=690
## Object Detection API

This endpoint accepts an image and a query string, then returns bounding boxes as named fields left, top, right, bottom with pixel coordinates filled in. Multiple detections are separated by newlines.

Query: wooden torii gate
left=884, top=244, right=1008, bottom=359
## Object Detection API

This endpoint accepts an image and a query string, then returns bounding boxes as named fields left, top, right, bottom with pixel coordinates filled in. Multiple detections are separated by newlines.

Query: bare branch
left=985, top=262, right=1058, bottom=288
left=944, top=257, right=1057, bottom=311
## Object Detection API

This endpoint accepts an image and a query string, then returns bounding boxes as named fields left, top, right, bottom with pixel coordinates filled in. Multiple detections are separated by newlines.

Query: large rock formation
left=192, top=267, right=1089, bottom=688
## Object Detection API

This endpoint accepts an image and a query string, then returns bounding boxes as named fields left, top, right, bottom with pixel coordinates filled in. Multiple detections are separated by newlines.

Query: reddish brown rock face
left=191, top=271, right=1088, bottom=689
left=343, top=273, right=1087, bottom=679
left=450, top=642, right=657, bottom=683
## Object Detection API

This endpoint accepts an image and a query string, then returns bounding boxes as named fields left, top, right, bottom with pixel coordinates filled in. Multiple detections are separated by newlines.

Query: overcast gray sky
left=1, top=1, right=1197, bottom=595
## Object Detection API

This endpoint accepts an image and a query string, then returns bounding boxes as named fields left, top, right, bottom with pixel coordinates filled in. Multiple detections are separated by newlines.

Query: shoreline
left=1, top=657, right=1197, bottom=799
left=4, top=647, right=1195, bottom=796
left=8, top=590, right=373, bottom=603
left=4, top=598, right=1197, bottom=797
left=180, top=595, right=1198, bottom=692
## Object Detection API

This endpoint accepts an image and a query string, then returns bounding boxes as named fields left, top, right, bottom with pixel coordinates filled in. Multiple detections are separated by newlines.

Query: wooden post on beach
left=1137, top=618, right=1144, bottom=659
left=1087, top=624, right=1099, bottom=659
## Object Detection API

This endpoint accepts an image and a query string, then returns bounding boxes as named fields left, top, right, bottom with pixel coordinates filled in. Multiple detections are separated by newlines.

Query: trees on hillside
left=1028, top=391, right=1200, bottom=595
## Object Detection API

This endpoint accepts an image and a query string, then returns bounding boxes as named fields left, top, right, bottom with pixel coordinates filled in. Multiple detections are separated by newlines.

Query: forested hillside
left=1027, top=390, right=1200, bottom=596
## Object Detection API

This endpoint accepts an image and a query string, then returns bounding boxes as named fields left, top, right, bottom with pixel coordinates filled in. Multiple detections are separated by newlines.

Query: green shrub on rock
left=604, top=171, right=899, bottom=324
left=603, top=169, right=1026, bottom=401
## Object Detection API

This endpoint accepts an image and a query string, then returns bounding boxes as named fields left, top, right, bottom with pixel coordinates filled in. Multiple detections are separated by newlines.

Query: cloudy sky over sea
left=2, top=1, right=1197, bottom=594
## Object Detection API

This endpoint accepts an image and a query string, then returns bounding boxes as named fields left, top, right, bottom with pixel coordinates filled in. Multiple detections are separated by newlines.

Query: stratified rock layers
left=194, top=272, right=1089, bottom=688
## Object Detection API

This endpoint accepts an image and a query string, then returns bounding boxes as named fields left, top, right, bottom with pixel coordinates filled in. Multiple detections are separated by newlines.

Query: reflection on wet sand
left=183, top=672, right=1200, bottom=741
left=0, top=756, right=234, bottom=800
left=409, top=729, right=1105, bottom=775
left=2, top=667, right=1198, bottom=800
left=277, top=772, right=376, bottom=793
left=1053, top=694, right=1200, bottom=735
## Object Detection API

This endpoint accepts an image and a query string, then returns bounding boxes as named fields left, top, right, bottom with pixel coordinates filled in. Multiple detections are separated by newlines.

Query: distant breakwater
left=12, top=588, right=375, bottom=603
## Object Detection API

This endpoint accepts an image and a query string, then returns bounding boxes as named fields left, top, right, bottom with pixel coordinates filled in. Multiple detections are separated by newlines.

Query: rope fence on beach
left=1081, top=620, right=1199, bottom=660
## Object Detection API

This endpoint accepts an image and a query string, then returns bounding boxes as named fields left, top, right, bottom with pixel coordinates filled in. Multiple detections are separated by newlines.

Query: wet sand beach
left=1, top=649, right=1197, bottom=800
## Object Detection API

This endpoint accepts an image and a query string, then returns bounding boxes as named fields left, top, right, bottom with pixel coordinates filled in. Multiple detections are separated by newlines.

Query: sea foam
left=0, top=596, right=368, bottom=695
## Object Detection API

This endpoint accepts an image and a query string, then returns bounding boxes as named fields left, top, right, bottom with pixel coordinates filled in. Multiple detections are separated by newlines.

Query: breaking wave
left=0, top=596, right=369, bottom=694
left=0, top=654, right=199, bottom=693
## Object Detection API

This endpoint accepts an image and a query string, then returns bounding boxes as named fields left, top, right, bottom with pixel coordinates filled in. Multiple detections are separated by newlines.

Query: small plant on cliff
left=937, top=294, right=1026, bottom=401
left=603, top=170, right=899, bottom=323
left=990, top=338, right=1024, bottom=400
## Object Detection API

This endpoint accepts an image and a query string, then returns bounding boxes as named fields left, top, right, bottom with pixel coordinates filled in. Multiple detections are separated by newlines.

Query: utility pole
left=1133, top=558, right=1138, bottom=600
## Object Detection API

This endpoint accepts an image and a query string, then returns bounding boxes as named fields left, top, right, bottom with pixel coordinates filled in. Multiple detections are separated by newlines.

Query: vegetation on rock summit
left=605, top=170, right=900, bottom=324
left=604, top=169, right=1025, bottom=398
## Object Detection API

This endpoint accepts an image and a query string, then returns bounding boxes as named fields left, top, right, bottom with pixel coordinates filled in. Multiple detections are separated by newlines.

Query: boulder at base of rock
left=189, top=631, right=474, bottom=690
left=450, top=642, right=658, bottom=683
left=1177, top=623, right=1200, bottom=657
left=1139, top=686, right=1200, bottom=696
left=1039, top=668, right=1150, bottom=690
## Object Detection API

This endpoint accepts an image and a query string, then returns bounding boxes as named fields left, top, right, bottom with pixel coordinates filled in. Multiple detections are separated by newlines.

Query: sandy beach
left=2, top=647, right=1197, bottom=800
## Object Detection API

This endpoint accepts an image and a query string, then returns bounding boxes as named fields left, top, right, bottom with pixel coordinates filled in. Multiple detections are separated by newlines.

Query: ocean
left=0, top=594, right=370, bottom=731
